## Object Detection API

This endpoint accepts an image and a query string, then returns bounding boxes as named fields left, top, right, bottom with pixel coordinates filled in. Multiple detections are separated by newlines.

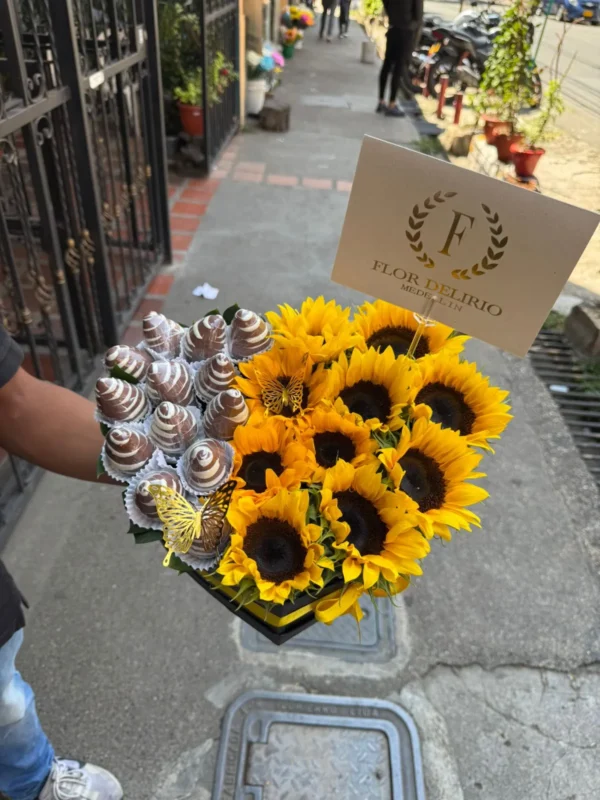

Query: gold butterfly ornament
left=148, top=481, right=236, bottom=568
left=257, top=367, right=305, bottom=416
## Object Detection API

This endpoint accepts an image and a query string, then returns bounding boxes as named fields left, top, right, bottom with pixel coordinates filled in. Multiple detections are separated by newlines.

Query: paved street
left=4, top=21, right=600, bottom=800
left=424, top=1, right=600, bottom=146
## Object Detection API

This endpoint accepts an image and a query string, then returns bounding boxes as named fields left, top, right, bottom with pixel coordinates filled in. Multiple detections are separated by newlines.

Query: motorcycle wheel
left=426, top=59, right=457, bottom=100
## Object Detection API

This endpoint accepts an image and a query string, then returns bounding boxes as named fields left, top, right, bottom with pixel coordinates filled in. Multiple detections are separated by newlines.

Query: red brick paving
left=233, top=171, right=263, bottom=183
left=172, top=201, right=208, bottom=216
left=337, top=180, right=353, bottom=192
left=146, top=273, right=175, bottom=296
left=134, top=297, right=165, bottom=320
left=213, top=169, right=230, bottom=179
left=189, top=178, right=222, bottom=192
left=267, top=175, right=299, bottom=187
left=236, top=161, right=265, bottom=173
left=122, top=322, right=143, bottom=347
left=180, top=188, right=216, bottom=203
left=170, top=215, right=201, bottom=233
left=302, top=178, right=333, bottom=190
left=170, top=233, right=194, bottom=251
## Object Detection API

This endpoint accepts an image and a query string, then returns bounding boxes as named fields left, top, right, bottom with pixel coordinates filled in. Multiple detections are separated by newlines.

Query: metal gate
left=0, top=0, right=170, bottom=541
left=197, top=0, right=240, bottom=172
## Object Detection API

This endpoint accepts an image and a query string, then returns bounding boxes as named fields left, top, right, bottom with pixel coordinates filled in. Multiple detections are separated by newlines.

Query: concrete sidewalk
left=5, top=22, right=600, bottom=800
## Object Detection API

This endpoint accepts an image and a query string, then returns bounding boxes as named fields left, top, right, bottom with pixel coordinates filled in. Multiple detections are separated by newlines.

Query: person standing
left=377, top=0, right=423, bottom=116
left=0, top=325, right=122, bottom=800
left=319, top=0, right=338, bottom=42
left=338, top=0, right=351, bottom=37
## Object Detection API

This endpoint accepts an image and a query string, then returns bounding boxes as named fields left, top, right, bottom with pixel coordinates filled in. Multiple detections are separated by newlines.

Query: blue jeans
left=0, top=631, right=53, bottom=800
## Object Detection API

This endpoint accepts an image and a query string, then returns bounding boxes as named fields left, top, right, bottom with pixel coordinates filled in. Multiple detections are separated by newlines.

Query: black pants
left=339, top=0, right=350, bottom=33
left=379, top=27, right=413, bottom=104
left=320, top=0, right=338, bottom=38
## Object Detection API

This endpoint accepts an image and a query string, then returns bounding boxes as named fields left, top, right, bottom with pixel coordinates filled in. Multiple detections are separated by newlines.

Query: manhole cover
left=212, top=690, right=425, bottom=800
left=240, top=596, right=396, bottom=662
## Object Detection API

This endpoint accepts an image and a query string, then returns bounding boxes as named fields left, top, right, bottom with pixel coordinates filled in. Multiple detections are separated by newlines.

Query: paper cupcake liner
left=137, top=339, right=183, bottom=363
left=175, top=438, right=235, bottom=497
left=171, top=548, right=219, bottom=573
left=95, top=406, right=150, bottom=432
left=148, top=404, right=204, bottom=465
left=100, top=426, right=162, bottom=485
left=123, top=451, right=181, bottom=531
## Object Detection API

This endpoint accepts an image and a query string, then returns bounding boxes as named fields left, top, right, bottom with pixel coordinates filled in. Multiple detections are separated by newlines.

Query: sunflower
left=412, top=356, right=512, bottom=449
left=320, top=461, right=429, bottom=590
left=299, top=408, right=379, bottom=481
left=378, top=417, right=488, bottom=541
left=352, top=300, right=469, bottom=360
left=266, top=297, right=362, bottom=363
left=232, top=418, right=313, bottom=497
left=235, top=344, right=329, bottom=422
left=218, top=489, right=333, bottom=604
left=322, top=347, right=421, bottom=431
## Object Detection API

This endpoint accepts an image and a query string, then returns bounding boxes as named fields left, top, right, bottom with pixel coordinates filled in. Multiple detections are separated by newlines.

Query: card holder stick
left=406, top=294, right=440, bottom=360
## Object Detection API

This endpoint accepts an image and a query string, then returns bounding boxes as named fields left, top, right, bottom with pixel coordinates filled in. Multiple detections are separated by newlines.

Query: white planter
left=246, top=79, right=267, bottom=115
left=296, top=39, right=303, bottom=50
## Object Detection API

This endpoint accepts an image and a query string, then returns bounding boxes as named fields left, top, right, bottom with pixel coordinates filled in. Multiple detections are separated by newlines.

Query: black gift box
left=188, top=571, right=345, bottom=645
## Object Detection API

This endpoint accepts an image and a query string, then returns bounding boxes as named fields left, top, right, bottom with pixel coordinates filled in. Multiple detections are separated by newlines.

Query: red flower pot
left=494, top=132, right=523, bottom=164
left=178, top=103, right=204, bottom=137
left=482, top=116, right=510, bottom=146
left=510, top=143, right=545, bottom=178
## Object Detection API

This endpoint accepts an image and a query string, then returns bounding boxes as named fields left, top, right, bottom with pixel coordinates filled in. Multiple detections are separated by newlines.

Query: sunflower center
left=367, top=326, right=430, bottom=359
left=334, top=490, right=387, bottom=556
left=244, top=519, right=307, bottom=583
left=399, top=448, right=447, bottom=512
left=239, top=451, right=283, bottom=493
left=415, top=382, right=475, bottom=436
left=314, top=432, right=356, bottom=468
left=339, top=380, right=391, bottom=423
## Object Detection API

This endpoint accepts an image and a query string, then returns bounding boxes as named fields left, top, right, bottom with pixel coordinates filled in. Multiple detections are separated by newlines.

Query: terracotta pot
left=494, top=132, right=523, bottom=164
left=178, top=103, right=204, bottom=137
left=482, top=115, right=510, bottom=146
left=510, top=143, right=545, bottom=178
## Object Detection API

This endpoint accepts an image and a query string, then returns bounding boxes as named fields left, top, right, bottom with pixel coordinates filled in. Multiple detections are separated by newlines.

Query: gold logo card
left=331, top=136, right=599, bottom=357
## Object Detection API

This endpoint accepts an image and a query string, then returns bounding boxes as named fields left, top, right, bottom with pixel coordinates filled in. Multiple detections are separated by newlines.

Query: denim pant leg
left=0, top=630, right=54, bottom=800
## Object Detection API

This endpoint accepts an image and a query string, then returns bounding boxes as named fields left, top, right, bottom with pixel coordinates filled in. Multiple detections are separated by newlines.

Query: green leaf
left=167, top=554, right=194, bottom=575
left=203, top=308, right=220, bottom=318
left=128, top=518, right=154, bottom=534
left=222, top=303, right=240, bottom=325
left=100, top=423, right=110, bottom=437
left=110, top=364, right=139, bottom=384
left=134, top=530, right=163, bottom=544
left=97, top=454, right=106, bottom=478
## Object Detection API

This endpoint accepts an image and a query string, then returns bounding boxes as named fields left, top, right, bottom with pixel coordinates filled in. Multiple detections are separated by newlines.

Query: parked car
left=546, top=0, right=600, bottom=23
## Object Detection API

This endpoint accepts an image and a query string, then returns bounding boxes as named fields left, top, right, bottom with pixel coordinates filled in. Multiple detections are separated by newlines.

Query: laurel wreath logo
left=451, top=204, right=508, bottom=281
left=405, top=191, right=457, bottom=269
left=406, top=194, right=508, bottom=281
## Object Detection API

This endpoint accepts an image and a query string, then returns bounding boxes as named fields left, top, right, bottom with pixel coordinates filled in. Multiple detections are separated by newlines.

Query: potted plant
left=246, top=50, right=272, bottom=116
left=174, top=68, right=205, bottom=137
left=282, top=27, right=299, bottom=59
left=207, top=51, right=238, bottom=106
left=510, top=29, right=571, bottom=178
left=474, top=0, right=537, bottom=160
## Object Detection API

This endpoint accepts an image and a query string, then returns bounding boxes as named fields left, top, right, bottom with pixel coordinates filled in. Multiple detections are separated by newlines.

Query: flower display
left=101, top=297, right=511, bottom=644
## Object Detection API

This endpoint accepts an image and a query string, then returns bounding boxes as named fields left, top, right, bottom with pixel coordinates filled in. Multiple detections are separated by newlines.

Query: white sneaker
left=38, top=759, right=123, bottom=800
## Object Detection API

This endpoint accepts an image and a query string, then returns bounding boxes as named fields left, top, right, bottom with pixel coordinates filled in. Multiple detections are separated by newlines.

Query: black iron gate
left=197, top=0, right=240, bottom=172
left=0, top=0, right=170, bottom=541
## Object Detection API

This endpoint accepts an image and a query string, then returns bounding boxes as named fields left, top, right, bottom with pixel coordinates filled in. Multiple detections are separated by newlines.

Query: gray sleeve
left=0, top=326, right=23, bottom=389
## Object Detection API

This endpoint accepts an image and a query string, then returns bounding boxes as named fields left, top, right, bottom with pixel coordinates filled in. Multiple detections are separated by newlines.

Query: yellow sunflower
left=322, top=346, right=422, bottom=431
left=218, top=489, right=333, bottom=604
left=232, top=418, right=313, bottom=497
left=266, top=296, right=361, bottom=363
left=412, top=356, right=512, bottom=449
left=299, top=407, right=379, bottom=481
left=320, top=461, right=429, bottom=590
left=353, top=300, right=469, bottom=360
left=378, top=417, right=488, bottom=541
left=235, top=344, right=329, bottom=422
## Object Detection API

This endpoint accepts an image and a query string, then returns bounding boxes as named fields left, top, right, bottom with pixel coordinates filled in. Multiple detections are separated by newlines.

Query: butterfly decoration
left=257, top=367, right=305, bottom=416
left=149, top=481, right=236, bottom=567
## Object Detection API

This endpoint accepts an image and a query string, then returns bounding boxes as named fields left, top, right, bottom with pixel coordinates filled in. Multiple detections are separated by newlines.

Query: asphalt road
left=424, top=1, right=600, bottom=145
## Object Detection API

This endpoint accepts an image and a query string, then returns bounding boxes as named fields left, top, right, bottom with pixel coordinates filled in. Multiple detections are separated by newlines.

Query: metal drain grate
left=530, top=329, right=600, bottom=485
left=241, top=596, right=396, bottom=662
left=212, top=691, right=425, bottom=800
